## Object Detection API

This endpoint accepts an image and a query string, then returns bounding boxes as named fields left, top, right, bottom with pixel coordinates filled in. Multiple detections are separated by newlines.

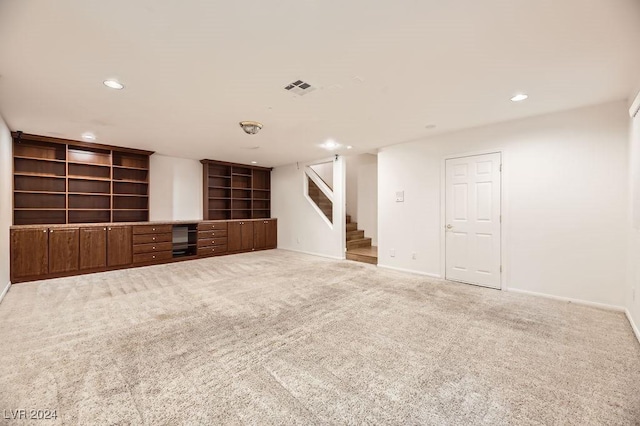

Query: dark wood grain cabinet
left=254, top=219, right=278, bottom=250
left=79, top=227, right=107, bottom=270
left=48, top=227, right=79, bottom=274
left=228, top=221, right=254, bottom=252
left=10, top=228, right=48, bottom=280
left=107, top=226, right=132, bottom=266
left=10, top=219, right=276, bottom=283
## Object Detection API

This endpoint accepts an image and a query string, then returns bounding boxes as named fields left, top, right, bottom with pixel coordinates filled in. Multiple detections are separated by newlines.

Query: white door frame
left=439, top=150, right=507, bottom=290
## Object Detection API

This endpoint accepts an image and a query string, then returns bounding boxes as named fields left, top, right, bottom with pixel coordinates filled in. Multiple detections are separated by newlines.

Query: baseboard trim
left=0, top=282, right=10, bottom=305
left=377, top=264, right=442, bottom=280
left=278, top=248, right=345, bottom=261
left=506, top=287, right=625, bottom=312
left=625, top=309, right=640, bottom=344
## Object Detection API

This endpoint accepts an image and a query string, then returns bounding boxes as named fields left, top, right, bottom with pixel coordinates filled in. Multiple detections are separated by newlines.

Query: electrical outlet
left=412, top=252, right=417, bottom=260
left=390, top=249, right=395, bottom=257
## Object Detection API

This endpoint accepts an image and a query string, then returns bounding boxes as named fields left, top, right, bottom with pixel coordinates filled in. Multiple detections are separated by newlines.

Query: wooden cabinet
left=201, top=160, right=272, bottom=221
left=132, top=224, right=173, bottom=264
left=254, top=219, right=278, bottom=250
left=197, top=221, right=228, bottom=257
left=10, top=218, right=277, bottom=283
left=228, top=221, right=254, bottom=252
left=265, top=219, right=277, bottom=249
left=107, top=226, right=132, bottom=266
left=10, top=228, right=49, bottom=280
left=79, top=227, right=107, bottom=270
left=48, top=227, right=79, bottom=274
left=12, top=133, right=153, bottom=225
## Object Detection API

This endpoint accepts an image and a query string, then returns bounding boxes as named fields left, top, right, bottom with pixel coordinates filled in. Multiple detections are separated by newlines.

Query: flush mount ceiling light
left=251, top=161, right=258, bottom=164
left=81, top=132, right=96, bottom=141
left=510, top=93, right=528, bottom=102
left=239, top=121, right=263, bottom=135
left=103, top=79, right=124, bottom=90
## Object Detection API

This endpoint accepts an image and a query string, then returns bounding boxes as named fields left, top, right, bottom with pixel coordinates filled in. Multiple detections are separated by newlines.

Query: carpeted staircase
left=345, top=214, right=377, bottom=265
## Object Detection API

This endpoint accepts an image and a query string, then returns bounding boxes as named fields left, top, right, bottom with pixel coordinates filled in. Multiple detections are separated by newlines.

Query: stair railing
left=304, top=165, right=334, bottom=226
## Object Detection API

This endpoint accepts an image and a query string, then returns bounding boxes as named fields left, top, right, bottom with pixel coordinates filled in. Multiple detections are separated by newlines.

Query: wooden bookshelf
left=12, top=133, right=153, bottom=225
left=201, top=159, right=272, bottom=220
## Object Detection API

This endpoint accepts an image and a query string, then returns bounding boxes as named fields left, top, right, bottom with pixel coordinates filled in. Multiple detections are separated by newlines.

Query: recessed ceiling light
left=103, top=79, right=124, bottom=90
left=510, top=94, right=528, bottom=102
left=346, top=145, right=353, bottom=150
left=322, top=139, right=340, bottom=150
left=251, top=161, right=258, bottom=164
left=82, top=132, right=96, bottom=141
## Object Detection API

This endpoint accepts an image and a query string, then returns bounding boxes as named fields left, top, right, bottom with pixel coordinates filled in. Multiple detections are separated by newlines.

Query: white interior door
left=445, top=153, right=501, bottom=289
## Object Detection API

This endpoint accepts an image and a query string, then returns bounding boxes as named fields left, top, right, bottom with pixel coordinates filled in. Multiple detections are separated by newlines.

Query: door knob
left=446, top=224, right=453, bottom=229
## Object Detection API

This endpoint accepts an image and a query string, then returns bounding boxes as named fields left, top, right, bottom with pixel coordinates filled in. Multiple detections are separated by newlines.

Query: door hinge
left=499, top=164, right=502, bottom=172
left=500, top=215, right=502, bottom=223
left=500, top=265, right=503, bottom=273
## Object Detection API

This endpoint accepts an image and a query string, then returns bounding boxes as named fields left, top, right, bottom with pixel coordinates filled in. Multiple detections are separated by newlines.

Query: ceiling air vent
left=284, top=79, right=316, bottom=96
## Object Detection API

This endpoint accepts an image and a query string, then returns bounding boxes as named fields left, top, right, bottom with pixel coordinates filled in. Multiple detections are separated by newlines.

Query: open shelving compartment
left=12, top=133, right=153, bottom=225
left=201, top=159, right=272, bottom=221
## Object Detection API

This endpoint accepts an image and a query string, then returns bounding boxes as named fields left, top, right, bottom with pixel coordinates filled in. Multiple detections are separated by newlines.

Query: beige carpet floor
left=0, top=250, right=639, bottom=425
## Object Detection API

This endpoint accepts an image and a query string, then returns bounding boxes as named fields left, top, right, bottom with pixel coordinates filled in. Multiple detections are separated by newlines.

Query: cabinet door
left=80, top=227, right=107, bottom=270
left=265, top=219, right=277, bottom=249
left=253, top=221, right=266, bottom=250
left=242, top=221, right=254, bottom=251
left=107, top=226, right=132, bottom=267
left=228, top=222, right=243, bottom=252
left=10, top=228, right=49, bottom=279
left=49, top=228, right=80, bottom=274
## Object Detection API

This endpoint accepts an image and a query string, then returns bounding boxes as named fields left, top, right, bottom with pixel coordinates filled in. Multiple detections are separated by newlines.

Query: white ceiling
left=1, top=0, right=639, bottom=167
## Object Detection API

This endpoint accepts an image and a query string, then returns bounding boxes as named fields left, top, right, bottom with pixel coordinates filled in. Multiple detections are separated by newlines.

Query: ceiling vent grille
left=284, top=80, right=316, bottom=96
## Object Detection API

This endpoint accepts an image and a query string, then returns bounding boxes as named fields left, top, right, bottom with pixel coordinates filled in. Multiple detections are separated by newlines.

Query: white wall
left=379, top=101, right=629, bottom=307
left=356, top=155, right=378, bottom=245
left=0, top=113, right=11, bottom=297
left=345, top=154, right=378, bottom=244
left=626, top=93, right=640, bottom=338
left=272, top=157, right=346, bottom=259
left=149, top=154, right=202, bottom=221
left=309, top=161, right=333, bottom=189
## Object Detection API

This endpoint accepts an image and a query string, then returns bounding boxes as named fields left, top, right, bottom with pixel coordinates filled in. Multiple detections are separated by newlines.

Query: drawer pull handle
left=152, top=228, right=156, bottom=231
left=152, top=246, right=156, bottom=249
left=152, top=255, right=156, bottom=259
left=152, top=237, right=156, bottom=241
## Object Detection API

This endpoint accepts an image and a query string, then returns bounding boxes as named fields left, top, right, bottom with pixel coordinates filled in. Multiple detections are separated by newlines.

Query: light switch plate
left=396, top=191, right=404, bottom=202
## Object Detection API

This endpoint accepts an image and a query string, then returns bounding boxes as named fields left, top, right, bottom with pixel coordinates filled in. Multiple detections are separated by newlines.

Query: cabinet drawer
left=197, top=221, right=228, bottom=231
left=198, top=245, right=228, bottom=256
left=133, top=242, right=173, bottom=254
left=133, top=224, right=172, bottom=235
left=133, top=251, right=173, bottom=264
left=133, top=233, right=172, bottom=244
left=197, top=238, right=228, bottom=248
left=197, top=230, right=227, bottom=239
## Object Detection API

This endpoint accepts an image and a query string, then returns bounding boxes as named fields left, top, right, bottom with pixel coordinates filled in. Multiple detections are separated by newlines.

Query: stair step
left=346, top=215, right=351, bottom=223
left=346, top=230, right=365, bottom=241
left=346, top=222, right=357, bottom=231
left=347, top=237, right=372, bottom=250
left=346, top=251, right=377, bottom=265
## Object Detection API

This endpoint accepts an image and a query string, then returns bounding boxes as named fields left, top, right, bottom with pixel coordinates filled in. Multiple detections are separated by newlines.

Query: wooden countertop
left=11, top=218, right=276, bottom=230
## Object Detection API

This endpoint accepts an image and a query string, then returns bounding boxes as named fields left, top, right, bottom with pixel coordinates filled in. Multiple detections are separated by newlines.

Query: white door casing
left=445, top=152, right=501, bottom=289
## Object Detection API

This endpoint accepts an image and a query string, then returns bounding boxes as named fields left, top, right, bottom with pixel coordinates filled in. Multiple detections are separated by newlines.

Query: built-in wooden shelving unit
left=201, top=159, right=272, bottom=220
left=12, top=133, right=154, bottom=225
